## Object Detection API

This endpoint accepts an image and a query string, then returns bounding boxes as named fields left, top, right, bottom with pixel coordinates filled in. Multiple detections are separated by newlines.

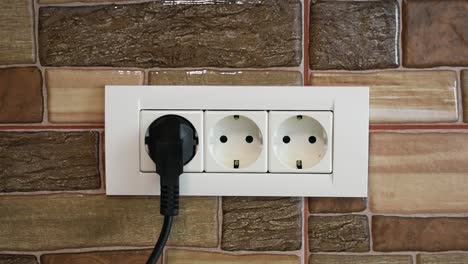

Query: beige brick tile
left=165, top=249, right=299, bottom=264
left=149, top=70, right=302, bottom=86
left=42, top=250, right=159, bottom=264
left=310, top=254, right=412, bottom=264
left=310, top=71, right=458, bottom=123
left=46, top=69, right=144, bottom=123
left=39, top=0, right=131, bottom=3
left=0, top=195, right=218, bottom=251
left=369, top=132, right=468, bottom=214
left=417, top=253, right=468, bottom=264
left=0, top=0, right=35, bottom=64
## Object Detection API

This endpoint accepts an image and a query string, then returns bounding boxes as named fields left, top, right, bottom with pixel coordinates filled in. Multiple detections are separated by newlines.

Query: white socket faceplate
left=269, top=111, right=333, bottom=173
left=105, top=86, right=369, bottom=197
left=205, top=111, right=268, bottom=172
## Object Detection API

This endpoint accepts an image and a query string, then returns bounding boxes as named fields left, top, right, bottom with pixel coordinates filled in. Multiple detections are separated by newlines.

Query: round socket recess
left=209, top=115, right=263, bottom=169
left=273, top=115, right=328, bottom=170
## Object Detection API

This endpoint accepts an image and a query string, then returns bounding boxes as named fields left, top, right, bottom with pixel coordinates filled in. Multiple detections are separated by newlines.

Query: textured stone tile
left=463, top=71, right=468, bottom=123
left=0, top=68, right=43, bottom=123
left=0, top=255, right=38, bottom=264
left=310, top=71, right=458, bottom=123
left=46, top=69, right=144, bottom=123
left=309, top=198, right=366, bottom=213
left=417, top=253, right=468, bottom=264
left=0, top=0, right=35, bottom=64
left=0, top=195, right=218, bottom=250
left=310, top=0, right=399, bottom=70
left=0, top=132, right=100, bottom=192
left=310, top=255, right=412, bottom=264
left=39, top=1, right=302, bottom=68
left=309, top=215, right=370, bottom=252
left=403, top=0, right=468, bottom=67
left=222, top=197, right=301, bottom=251
left=369, top=132, right=468, bottom=214
left=42, top=250, right=158, bottom=264
left=149, top=70, right=302, bottom=86
left=166, top=249, right=299, bottom=264
left=373, top=216, right=468, bottom=252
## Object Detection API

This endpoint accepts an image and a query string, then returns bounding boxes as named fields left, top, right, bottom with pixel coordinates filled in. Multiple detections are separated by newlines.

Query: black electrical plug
left=144, top=115, right=197, bottom=264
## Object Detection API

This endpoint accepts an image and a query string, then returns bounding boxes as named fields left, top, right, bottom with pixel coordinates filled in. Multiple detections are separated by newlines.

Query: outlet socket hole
left=245, top=135, right=254, bottom=143
left=220, top=135, right=228, bottom=143
left=309, top=136, right=317, bottom=144
left=283, top=136, right=291, bottom=144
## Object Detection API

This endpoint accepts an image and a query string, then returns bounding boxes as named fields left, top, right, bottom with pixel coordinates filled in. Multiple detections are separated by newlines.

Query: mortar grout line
left=456, top=69, right=464, bottom=123
left=99, top=131, right=106, bottom=191
left=217, top=197, right=223, bottom=250
left=303, top=197, right=309, bottom=264
left=303, top=0, right=310, bottom=87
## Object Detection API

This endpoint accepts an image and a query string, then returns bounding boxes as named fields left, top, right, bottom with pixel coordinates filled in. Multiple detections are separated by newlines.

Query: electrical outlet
left=269, top=111, right=333, bottom=173
left=105, top=86, right=369, bottom=197
left=139, top=110, right=203, bottom=172
left=204, top=111, right=268, bottom=172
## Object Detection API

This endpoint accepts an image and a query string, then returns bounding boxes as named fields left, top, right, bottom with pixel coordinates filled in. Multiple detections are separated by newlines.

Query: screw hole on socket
left=283, top=136, right=291, bottom=144
left=309, top=136, right=317, bottom=144
left=245, top=135, right=254, bottom=143
left=220, top=135, right=228, bottom=143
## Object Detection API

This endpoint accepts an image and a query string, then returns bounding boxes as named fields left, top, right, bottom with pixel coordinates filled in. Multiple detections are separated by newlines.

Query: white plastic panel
left=105, top=86, right=369, bottom=197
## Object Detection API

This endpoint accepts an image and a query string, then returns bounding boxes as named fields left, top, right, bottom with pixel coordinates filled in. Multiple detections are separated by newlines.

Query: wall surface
left=0, top=0, right=468, bottom=263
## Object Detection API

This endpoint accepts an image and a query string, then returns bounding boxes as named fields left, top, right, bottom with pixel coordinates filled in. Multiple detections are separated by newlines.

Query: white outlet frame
left=105, top=85, right=369, bottom=197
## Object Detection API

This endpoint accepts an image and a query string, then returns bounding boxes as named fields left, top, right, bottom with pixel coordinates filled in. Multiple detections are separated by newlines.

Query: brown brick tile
left=42, top=250, right=159, bottom=264
left=309, top=215, right=370, bottom=252
left=0, top=195, right=218, bottom=251
left=310, top=254, right=412, bottom=264
left=309, top=198, right=366, bottom=213
left=310, top=0, right=399, bottom=70
left=165, top=249, right=300, bottom=264
left=222, top=197, right=302, bottom=251
left=369, top=132, right=468, bottom=214
left=373, top=216, right=468, bottom=252
left=0, top=132, right=100, bottom=192
left=310, top=71, right=458, bottom=123
left=46, top=69, right=144, bottom=123
left=0, top=0, right=35, bottom=64
left=462, top=71, right=468, bottom=123
left=417, top=253, right=468, bottom=264
left=39, top=1, right=302, bottom=68
left=0, top=68, right=43, bottom=123
left=403, top=0, right=468, bottom=67
left=149, top=70, right=302, bottom=86
left=0, top=255, right=38, bottom=264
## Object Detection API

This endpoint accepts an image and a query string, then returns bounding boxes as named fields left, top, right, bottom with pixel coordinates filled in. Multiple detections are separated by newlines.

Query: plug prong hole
left=309, top=136, right=317, bottom=144
left=245, top=135, right=254, bottom=143
left=220, top=135, right=228, bottom=143
left=283, top=136, right=291, bottom=144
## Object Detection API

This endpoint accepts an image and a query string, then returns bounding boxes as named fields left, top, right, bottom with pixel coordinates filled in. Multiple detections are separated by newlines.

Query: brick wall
left=0, top=0, right=467, bottom=264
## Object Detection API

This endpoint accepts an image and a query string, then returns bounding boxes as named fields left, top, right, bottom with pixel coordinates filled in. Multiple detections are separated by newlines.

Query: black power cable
left=145, top=115, right=198, bottom=264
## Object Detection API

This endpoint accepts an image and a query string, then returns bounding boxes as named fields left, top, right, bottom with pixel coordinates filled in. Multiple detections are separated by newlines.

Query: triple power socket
left=140, top=110, right=333, bottom=174
left=106, top=86, right=369, bottom=197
